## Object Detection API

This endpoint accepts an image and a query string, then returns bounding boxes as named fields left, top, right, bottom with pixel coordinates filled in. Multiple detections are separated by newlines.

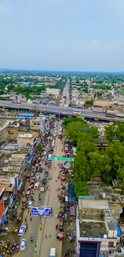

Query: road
left=0, top=100, right=124, bottom=121
left=14, top=164, right=46, bottom=257
left=0, top=100, right=107, bottom=117
left=40, top=122, right=63, bottom=257
left=62, top=79, right=70, bottom=107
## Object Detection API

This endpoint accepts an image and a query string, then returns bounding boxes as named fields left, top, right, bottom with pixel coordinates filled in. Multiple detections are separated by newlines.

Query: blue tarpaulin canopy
left=1, top=215, right=7, bottom=225
left=27, top=160, right=31, bottom=165
left=17, top=181, right=23, bottom=191
left=116, top=225, right=121, bottom=237
left=21, top=113, right=34, bottom=117
left=14, top=138, right=17, bottom=141
left=68, top=183, right=76, bottom=204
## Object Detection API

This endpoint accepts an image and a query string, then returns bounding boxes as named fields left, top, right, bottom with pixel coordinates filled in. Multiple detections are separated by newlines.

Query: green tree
left=62, top=117, right=75, bottom=127
left=64, top=121, right=88, bottom=143
left=104, top=124, right=116, bottom=142
left=85, top=99, right=94, bottom=105
left=37, top=143, right=43, bottom=152
left=90, top=127, right=99, bottom=138
left=75, top=181, right=89, bottom=199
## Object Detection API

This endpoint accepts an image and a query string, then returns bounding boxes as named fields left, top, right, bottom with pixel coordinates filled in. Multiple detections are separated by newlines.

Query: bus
left=72, top=110, right=81, bottom=115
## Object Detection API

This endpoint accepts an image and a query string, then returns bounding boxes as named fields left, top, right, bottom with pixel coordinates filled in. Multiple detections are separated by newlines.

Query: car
left=42, top=177, right=47, bottom=184
left=18, top=226, right=26, bottom=236
left=28, top=201, right=33, bottom=208
left=20, top=239, right=26, bottom=251
left=36, top=176, right=40, bottom=181
left=44, top=171, right=49, bottom=177
left=39, top=167, right=43, bottom=173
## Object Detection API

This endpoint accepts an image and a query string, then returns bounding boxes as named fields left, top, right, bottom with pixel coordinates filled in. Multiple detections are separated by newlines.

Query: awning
left=1, top=215, right=7, bottom=225
left=27, top=160, right=31, bottom=165
left=64, top=163, right=70, bottom=169
left=17, top=181, right=23, bottom=192
left=4, top=197, right=8, bottom=201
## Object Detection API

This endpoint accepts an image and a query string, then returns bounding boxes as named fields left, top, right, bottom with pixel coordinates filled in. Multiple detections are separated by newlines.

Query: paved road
left=0, top=100, right=104, bottom=116
left=0, top=100, right=124, bottom=122
left=14, top=168, right=46, bottom=257
left=40, top=122, right=63, bottom=257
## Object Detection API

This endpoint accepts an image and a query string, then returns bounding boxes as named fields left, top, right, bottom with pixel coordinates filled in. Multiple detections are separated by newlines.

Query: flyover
left=0, top=100, right=123, bottom=122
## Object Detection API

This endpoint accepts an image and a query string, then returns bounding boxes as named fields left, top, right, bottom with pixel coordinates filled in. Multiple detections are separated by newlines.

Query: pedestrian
left=45, top=234, right=47, bottom=239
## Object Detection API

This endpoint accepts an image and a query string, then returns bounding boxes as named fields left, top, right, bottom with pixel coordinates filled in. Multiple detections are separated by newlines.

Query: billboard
left=31, top=207, right=52, bottom=217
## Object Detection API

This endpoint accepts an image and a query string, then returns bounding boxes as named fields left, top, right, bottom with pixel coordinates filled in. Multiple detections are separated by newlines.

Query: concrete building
left=0, top=121, right=9, bottom=144
left=8, top=123, right=20, bottom=140
left=30, top=117, right=46, bottom=133
left=44, top=81, right=56, bottom=86
left=76, top=199, right=118, bottom=257
left=0, top=144, right=32, bottom=197
left=46, top=88, right=61, bottom=95
left=17, top=133, right=36, bottom=150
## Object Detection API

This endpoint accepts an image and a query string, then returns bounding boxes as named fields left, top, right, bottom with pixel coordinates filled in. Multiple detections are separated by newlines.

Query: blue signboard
left=31, top=207, right=52, bottom=217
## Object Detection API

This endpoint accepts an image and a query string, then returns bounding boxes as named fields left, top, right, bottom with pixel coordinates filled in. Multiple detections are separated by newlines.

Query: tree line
left=63, top=117, right=124, bottom=198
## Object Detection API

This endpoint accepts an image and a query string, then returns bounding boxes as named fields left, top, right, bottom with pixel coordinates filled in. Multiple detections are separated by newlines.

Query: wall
left=17, top=137, right=33, bottom=147
left=0, top=125, right=9, bottom=143
left=9, top=127, right=19, bottom=140
left=0, top=198, right=5, bottom=220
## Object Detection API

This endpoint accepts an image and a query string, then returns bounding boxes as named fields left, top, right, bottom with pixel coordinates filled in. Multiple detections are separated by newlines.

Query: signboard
left=51, top=157, right=74, bottom=162
left=49, top=114, right=56, bottom=118
left=33, top=132, right=39, bottom=138
left=31, top=207, right=52, bottom=217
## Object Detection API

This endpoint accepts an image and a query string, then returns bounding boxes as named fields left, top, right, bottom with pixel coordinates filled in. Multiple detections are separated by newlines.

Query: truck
left=92, top=107, right=106, bottom=113
left=12, top=100, right=21, bottom=104
left=50, top=248, right=56, bottom=257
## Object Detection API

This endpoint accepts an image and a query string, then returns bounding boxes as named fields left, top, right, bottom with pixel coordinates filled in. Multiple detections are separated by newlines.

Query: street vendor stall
left=61, top=176, right=66, bottom=181
left=58, top=232, right=65, bottom=238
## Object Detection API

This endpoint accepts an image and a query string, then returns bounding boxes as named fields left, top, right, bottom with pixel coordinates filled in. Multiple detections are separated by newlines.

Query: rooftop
left=17, top=133, right=34, bottom=138
left=80, top=221, right=106, bottom=238
left=79, top=199, right=109, bottom=210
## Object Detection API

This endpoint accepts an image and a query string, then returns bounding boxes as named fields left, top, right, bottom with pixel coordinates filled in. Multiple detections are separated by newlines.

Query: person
left=30, top=217, right=32, bottom=221
left=26, top=223, right=28, bottom=229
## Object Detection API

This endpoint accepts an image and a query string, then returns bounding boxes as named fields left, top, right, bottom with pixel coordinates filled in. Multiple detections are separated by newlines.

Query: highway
left=0, top=100, right=104, bottom=116
left=0, top=100, right=124, bottom=122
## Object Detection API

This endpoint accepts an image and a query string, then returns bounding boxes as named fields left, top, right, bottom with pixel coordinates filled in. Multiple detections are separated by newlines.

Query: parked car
left=20, top=239, right=26, bottom=251
left=18, top=226, right=26, bottom=236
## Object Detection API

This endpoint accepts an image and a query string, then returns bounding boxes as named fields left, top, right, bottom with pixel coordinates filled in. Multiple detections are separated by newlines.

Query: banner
left=31, top=207, right=52, bottom=217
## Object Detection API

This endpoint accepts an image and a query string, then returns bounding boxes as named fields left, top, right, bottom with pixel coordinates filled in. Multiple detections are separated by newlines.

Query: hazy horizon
left=0, top=0, right=124, bottom=72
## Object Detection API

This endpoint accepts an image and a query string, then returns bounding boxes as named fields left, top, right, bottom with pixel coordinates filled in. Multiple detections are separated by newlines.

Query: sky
left=0, top=0, right=124, bottom=72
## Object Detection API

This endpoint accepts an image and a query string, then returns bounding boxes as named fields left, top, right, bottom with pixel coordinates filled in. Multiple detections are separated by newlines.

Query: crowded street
left=0, top=116, right=76, bottom=257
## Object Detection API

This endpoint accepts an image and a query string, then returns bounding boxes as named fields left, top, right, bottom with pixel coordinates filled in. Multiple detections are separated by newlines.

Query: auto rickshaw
left=12, top=227, right=19, bottom=233
left=40, top=224, right=42, bottom=230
